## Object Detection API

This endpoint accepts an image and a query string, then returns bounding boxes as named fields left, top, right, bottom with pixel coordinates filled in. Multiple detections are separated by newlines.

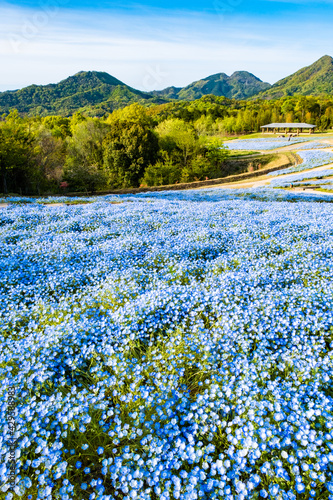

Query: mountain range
left=1, top=55, right=333, bottom=116
left=151, top=71, right=271, bottom=100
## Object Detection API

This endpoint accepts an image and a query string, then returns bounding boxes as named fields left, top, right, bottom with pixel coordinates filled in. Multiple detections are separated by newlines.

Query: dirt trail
left=0, top=203, right=8, bottom=208
left=207, top=160, right=333, bottom=191
left=44, top=203, right=65, bottom=207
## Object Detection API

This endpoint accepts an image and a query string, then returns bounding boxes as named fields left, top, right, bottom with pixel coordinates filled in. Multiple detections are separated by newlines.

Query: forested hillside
left=2, top=56, right=333, bottom=117
left=153, top=71, right=271, bottom=100
left=0, top=71, right=163, bottom=117
left=259, top=55, right=333, bottom=99
left=1, top=94, right=333, bottom=196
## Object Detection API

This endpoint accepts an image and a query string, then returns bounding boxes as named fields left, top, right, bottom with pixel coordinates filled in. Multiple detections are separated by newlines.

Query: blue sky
left=0, top=0, right=332, bottom=92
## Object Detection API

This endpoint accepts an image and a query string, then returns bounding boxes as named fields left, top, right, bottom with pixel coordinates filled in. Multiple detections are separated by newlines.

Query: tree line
left=1, top=94, right=333, bottom=195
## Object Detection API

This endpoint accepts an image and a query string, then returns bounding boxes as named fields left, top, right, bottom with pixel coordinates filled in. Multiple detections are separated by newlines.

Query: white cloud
left=0, top=4, right=332, bottom=92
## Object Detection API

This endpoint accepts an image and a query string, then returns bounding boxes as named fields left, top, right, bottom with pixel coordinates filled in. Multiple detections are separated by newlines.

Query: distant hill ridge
left=153, top=71, right=271, bottom=100
left=0, top=55, right=333, bottom=116
left=0, top=71, right=155, bottom=116
left=259, top=55, right=333, bottom=99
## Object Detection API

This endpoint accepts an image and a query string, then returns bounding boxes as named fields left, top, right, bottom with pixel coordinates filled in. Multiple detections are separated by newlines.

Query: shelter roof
left=260, top=123, right=316, bottom=128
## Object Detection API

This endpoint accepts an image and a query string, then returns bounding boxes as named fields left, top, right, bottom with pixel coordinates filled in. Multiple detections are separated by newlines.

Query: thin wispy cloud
left=0, top=2, right=332, bottom=92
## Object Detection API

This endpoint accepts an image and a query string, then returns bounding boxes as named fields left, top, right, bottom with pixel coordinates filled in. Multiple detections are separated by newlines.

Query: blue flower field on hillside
left=225, top=138, right=310, bottom=151
left=1, top=192, right=333, bottom=500
left=225, top=137, right=331, bottom=152
left=269, top=170, right=333, bottom=188
left=291, top=142, right=331, bottom=150
left=268, top=151, right=333, bottom=176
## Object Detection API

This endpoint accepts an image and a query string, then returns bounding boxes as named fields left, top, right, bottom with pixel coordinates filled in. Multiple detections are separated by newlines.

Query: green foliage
left=0, top=71, right=154, bottom=117
left=0, top=110, right=33, bottom=194
left=107, top=103, right=156, bottom=128
left=141, top=136, right=229, bottom=186
left=103, top=109, right=159, bottom=188
left=154, top=71, right=271, bottom=100
left=32, top=128, right=66, bottom=193
left=70, top=112, right=87, bottom=133
left=62, top=118, right=110, bottom=192
left=2, top=57, right=333, bottom=119
left=42, top=116, right=71, bottom=139
left=141, top=153, right=181, bottom=186
left=63, top=162, right=106, bottom=192
left=180, top=71, right=271, bottom=100
left=259, top=55, right=333, bottom=99
left=67, top=118, right=110, bottom=169
left=204, top=137, right=230, bottom=167
left=2, top=75, right=333, bottom=195
left=180, top=155, right=218, bottom=182
left=156, top=118, right=198, bottom=166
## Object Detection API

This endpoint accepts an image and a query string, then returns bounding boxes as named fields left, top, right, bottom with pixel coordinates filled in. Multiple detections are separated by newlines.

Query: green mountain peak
left=157, top=71, right=271, bottom=100
left=258, top=55, right=333, bottom=99
left=0, top=71, right=152, bottom=116
left=1, top=56, right=333, bottom=116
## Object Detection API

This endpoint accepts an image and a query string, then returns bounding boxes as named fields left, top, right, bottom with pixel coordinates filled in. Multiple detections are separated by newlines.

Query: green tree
left=141, top=152, right=181, bottom=186
left=180, top=156, right=213, bottom=182
left=33, top=128, right=66, bottom=193
left=63, top=118, right=110, bottom=192
left=107, top=103, right=155, bottom=128
left=156, top=118, right=198, bottom=167
left=63, top=163, right=106, bottom=192
left=104, top=114, right=159, bottom=188
left=204, top=137, right=229, bottom=168
left=67, top=118, right=110, bottom=170
left=43, top=116, right=71, bottom=139
left=0, top=110, right=32, bottom=194
left=70, top=112, right=87, bottom=134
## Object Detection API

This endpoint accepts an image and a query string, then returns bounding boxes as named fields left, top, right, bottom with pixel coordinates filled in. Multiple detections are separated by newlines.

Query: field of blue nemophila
left=269, top=170, right=333, bottom=188
left=1, top=191, right=333, bottom=500
left=268, top=151, right=333, bottom=177
left=225, top=138, right=311, bottom=151
left=291, top=143, right=331, bottom=151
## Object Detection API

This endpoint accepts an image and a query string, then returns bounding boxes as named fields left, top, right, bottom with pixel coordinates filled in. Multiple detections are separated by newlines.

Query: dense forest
left=1, top=94, right=333, bottom=195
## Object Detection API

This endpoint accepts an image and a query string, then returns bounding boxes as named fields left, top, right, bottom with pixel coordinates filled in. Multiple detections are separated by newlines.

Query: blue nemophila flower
left=295, top=482, right=306, bottom=493
left=1, top=194, right=333, bottom=499
left=269, top=149, right=333, bottom=177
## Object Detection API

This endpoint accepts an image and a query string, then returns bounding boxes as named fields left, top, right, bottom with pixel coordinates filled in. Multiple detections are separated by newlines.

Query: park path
left=209, top=134, right=333, bottom=195
left=206, top=163, right=333, bottom=190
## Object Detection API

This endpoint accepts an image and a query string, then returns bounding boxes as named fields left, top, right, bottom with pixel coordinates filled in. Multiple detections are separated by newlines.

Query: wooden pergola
left=261, top=123, right=316, bottom=134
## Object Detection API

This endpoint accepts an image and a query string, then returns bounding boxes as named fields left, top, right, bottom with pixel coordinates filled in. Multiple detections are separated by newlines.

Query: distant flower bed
left=272, top=177, right=333, bottom=189
left=225, top=138, right=310, bottom=150
left=269, top=168, right=333, bottom=187
left=269, top=150, right=333, bottom=176
left=294, top=141, right=332, bottom=150
left=304, top=178, right=333, bottom=186
left=0, top=196, right=105, bottom=205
